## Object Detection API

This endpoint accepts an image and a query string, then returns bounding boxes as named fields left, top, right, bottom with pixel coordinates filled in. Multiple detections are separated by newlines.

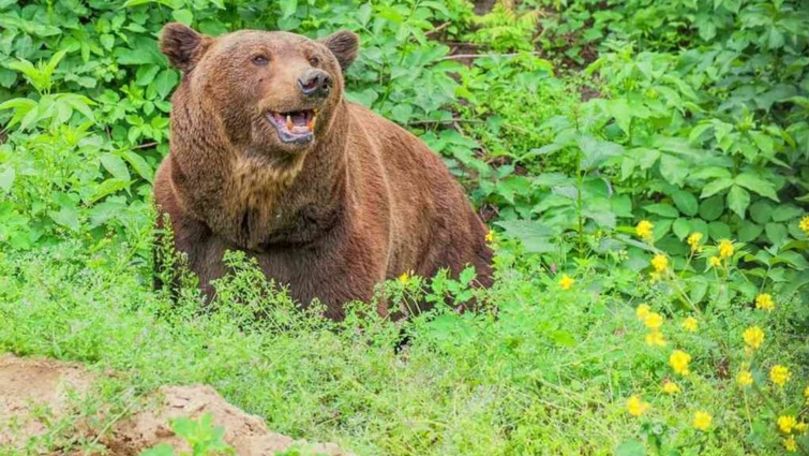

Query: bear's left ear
left=319, top=30, right=359, bottom=72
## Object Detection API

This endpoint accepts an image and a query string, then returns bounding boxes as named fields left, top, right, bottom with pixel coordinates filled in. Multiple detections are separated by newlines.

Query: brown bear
left=153, top=23, right=492, bottom=319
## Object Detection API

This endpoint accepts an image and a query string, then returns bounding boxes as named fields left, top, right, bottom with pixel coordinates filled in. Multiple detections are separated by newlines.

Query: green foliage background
left=1, top=0, right=808, bottom=455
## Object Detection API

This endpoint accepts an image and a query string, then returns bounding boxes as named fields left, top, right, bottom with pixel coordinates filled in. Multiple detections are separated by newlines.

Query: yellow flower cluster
left=743, top=326, right=764, bottom=350
left=778, top=415, right=808, bottom=452
left=559, top=274, right=574, bottom=290
left=626, top=395, right=649, bottom=417
left=778, top=416, right=797, bottom=434
left=637, top=305, right=667, bottom=347
left=800, top=215, right=809, bottom=235
left=485, top=230, right=495, bottom=243
left=669, top=350, right=691, bottom=376
left=681, top=317, right=698, bottom=332
left=718, top=239, right=734, bottom=258
left=651, top=254, right=668, bottom=273
left=693, top=411, right=712, bottom=431
left=755, top=293, right=774, bottom=311
left=662, top=380, right=680, bottom=394
left=687, top=232, right=702, bottom=253
left=736, top=370, right=753, bottom=386
left=636, top=220, right=654, bottom=242
left=398, top=271, right=410, bottom=285
left=770, top=364, right=791, bottom=387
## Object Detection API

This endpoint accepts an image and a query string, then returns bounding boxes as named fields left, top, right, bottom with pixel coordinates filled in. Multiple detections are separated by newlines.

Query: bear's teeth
left=285, top=115, right=293, bottom=131
left=307, top=115, right=316, bottom=131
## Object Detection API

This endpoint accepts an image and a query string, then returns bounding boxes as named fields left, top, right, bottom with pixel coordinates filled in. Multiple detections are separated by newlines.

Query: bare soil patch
left=0, top=354, right=351, bottom=455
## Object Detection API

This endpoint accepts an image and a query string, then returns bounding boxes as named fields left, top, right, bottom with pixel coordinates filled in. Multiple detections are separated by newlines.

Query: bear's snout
left=297, top=69, right=332, bottom=98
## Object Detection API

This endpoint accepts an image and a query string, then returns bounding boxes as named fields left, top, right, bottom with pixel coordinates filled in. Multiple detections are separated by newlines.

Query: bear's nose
left=298, top=69, right=332, bottom=98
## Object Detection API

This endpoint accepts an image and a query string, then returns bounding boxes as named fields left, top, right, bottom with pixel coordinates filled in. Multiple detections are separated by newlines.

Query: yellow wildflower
left=800, top=215, right=809, bottom=235
left=682, top=317, right=698, bottom=332
left=795, top=422, right=808, bottom=433
left=755, top=293, right=774, bottom=311
left=651, top=254, right=668, bottom=272
left=643, top=312, right=664, bottom=330
left=636, top=304, right=651, bottom=321
left=559, top=274, right=574, bottom=290
left=708, top=256, right=722, bottom=267
left=770, top=365, right=791, bottom=387
left=718, top=239, right=734, bottom=259
left=485, top=230, right=495, bottom=243
left=687, top=232, right=703, bottom=252
left=398, top=271, right=410, bottom=285
left=626, top=395, right=649, bottom=417
left=736, top=370, right=753, bottom=386
left=743, top=326, right=764, bottom=350
left=669, top=350, right=692, bottom=376
left=662, top=380, right=680, bottom=394
left=778, top=416, right=797, bottom=434
left=784, top=436, right=797, bottom=452
left=693, top=411, right=712, bottom=431
left=636, top=220, right=654, bottom=242
left=645, top=330, right=667, bottom=347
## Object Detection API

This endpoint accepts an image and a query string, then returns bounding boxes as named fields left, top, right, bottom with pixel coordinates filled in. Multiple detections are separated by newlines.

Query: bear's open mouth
left=265, top=109, right=317, bottom=145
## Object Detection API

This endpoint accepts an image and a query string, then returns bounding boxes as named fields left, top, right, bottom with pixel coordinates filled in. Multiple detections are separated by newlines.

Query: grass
left=1, top=233, right=806, bottom=454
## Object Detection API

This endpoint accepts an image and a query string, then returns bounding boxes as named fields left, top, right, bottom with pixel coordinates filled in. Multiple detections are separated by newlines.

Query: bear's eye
left=308, top=56, right=320, bottom=66
left=251, top=55, right=269, bottom=66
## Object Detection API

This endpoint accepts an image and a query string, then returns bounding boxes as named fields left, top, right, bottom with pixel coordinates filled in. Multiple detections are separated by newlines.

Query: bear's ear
left=160, top=22, right=211, bottom=72
left=319, top=30, right=359, bottom=72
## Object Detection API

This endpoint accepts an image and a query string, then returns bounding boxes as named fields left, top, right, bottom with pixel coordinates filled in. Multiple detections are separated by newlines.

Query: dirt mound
left=0, top=354, right=351, bottom=455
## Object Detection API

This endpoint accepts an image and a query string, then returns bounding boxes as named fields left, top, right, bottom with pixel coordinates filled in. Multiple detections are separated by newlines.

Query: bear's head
left=160, top=23, right=358, bottom=165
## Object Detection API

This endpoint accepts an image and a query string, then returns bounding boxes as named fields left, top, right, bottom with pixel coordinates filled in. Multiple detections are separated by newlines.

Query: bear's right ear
left=160, top=23, right=211, bottom=72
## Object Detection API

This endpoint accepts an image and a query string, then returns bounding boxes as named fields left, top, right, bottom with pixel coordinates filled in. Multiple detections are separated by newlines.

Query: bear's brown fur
left=154, top=23, right=492, bottom=319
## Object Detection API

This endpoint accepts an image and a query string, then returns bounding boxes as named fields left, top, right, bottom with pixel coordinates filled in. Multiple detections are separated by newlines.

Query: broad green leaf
left=0, top=166, right=15, bottom=192
left=49, top=206, right=80, bottom=232
left=100, top=154, right=131, bottom=181
left=765, top=223, right=788, bottom=246
left=700, top=177, right=733, bottom=198
left=699, top=195, right=724, bottom=221
left=727, top=185, right=750, bottom=218
left=735, top=173, right=778, bottom=201
left=738, top=223, right=763, bottom=242
left=671, top=190, right=698, bottom=216
left=615, top=439, right=645, bottom=456
left=672, top=218, right=691, bottom=240
left=643, top=203, right=678, bottom=218
left=770, top=205, right=802, bottom=222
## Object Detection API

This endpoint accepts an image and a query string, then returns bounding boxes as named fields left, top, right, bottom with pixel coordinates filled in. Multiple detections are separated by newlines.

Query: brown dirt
left=0, top=354, right=352, bottom=455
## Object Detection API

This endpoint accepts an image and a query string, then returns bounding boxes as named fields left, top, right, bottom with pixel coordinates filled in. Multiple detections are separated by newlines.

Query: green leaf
left=172, top=8, right=193, bottom=25
left=738, top=223, right=763, bottom=242
left=659, top=154, right=687, bottom=186
left=615, top=439, right=645, bottom=456
left=770, top=205, right=802, bottom=222
left=0, top=166, right=15, bottom=193
left=765, top=223, right=788, bottom=246
left=699, top=195, right=724, bottom=221
left=672, top=218, right=691, bottom=240
left=608, top=98, right=631, bottom=134
left=671, top=190, right=698, bottom=216
left=708, top=221, right=731, bottom=240
left=49, top=206, right=80, bottom=232
left=280, top=0, right=298, bottom=18
left=100, top=154, right=131, bottom=181
left=735, top=173, right=778, bottom=201
left=123, top=151, right=154, bottom=183
left=643, top=203, right=678, bottom=218
left=700, top=177, right=733, bottom=198
left=727, top=185, right=750, bottom=218
left=749, top=201, right=772, bottom=224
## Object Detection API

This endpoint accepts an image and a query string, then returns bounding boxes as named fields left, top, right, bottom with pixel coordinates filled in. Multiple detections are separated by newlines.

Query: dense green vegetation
left=1, top=0, right=808, bottom=454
